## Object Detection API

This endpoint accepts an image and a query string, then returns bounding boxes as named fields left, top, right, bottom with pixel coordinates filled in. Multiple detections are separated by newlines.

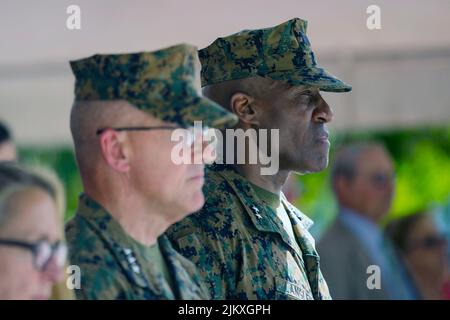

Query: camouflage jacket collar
left=211, top=164, right=316, bottom=253
left=210, top=164, right=323, bottom=298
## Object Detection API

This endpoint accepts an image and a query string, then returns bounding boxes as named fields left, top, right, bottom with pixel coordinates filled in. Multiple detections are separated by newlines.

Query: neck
left=85, top=183, right=169, bottom=247
left=233, top=163, right=290, bottom=195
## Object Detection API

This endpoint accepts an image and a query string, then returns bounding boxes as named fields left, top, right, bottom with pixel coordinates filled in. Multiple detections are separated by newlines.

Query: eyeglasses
left=96, top=125, right=214, bottom=148
left=96, top=126, right=179, bottom=136
left=407, top=234, right=448, bottom=251
left=0, top=238, right=67, bottom=272
left=369, top=172, right=395, bottom=188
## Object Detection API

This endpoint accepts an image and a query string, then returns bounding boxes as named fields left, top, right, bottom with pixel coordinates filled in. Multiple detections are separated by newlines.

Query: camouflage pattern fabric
left=65, top=194, right=210, bottom=300
left=166, top=164, right=331, bottom=300
left=199, top=18, right=352, bottom=92
left=70, top=44, right=237, bottom=128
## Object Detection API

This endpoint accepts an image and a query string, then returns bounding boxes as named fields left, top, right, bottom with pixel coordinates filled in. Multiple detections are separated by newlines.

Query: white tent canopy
left=1, top=0, right=450, bottom=145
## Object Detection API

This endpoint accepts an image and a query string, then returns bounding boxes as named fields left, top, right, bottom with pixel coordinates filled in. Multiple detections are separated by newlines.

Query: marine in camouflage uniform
left=65, top=44, right=237, bottom=300
left=66, top=194, right=209, bottom=299
left=166, top=18, right=352, bottom=300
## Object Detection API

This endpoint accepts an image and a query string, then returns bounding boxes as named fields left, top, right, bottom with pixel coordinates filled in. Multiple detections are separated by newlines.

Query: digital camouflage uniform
left=66, top=44, right=238, bottom=300
left=66, top=194, right=209, bottom=299
left=199, top=18, right=352, bottom=92
left=70, top=44, right=238, bottom=129
left=167, top=164, right=330, bottom=299
left=166, top=18, right=352, bottom=300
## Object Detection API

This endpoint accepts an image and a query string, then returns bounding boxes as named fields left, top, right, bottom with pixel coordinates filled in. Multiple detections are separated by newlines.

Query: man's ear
left=230, top=92, right=259, bottom=126
left=98, top=130, right=131, bottom=173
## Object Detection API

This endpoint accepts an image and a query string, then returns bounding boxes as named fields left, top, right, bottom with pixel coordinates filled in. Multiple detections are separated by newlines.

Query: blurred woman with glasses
left=387, top=211, right=450, bottom=300
left=0, top=162, right=67, bottom=299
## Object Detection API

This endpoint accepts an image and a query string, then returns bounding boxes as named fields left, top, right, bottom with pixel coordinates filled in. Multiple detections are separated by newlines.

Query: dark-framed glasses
left=0, top=238, right=67, bottom=271
left=96, top=125, right=214, bottom=148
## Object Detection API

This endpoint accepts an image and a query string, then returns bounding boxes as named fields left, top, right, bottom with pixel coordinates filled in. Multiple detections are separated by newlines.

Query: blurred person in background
left=36, top=167, right=75, bottom=300
left=0, top=121, right=17, bottom=161
left=318, top=142, right=415, bottom=299
left=0, top=162, right=67, bottom=299
left=386, top=211, right=450, bottom=300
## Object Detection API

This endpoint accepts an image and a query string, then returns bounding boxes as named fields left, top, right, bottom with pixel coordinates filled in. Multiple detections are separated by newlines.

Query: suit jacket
left=317, top=216, right=389, bottom=300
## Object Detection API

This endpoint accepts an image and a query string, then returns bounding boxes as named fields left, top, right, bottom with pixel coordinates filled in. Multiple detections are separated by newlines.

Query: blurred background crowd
left=1, top=0, right=449, bottom=299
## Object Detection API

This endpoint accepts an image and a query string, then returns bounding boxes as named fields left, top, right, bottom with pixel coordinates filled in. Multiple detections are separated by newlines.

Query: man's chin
left=311, top=153, right=329, bottom=171
left=189, top=192, right=205, bottom=213
left=293, top=159, right=329, bottom=174
left=173, top=192, right=205, bottom=222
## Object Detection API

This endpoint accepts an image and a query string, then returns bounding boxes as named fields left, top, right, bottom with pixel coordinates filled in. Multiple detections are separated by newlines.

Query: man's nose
left=313, top=96, right=334, bottom=123
left=42, top=258, right=65, bottom=283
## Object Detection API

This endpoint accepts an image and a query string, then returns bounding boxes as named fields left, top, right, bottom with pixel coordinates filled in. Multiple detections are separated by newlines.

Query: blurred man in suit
left=318, top=142, right=415, bottom=299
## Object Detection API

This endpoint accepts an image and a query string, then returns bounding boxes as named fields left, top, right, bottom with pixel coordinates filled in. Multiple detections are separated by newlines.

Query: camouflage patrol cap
left=199, top=18, right=352, bottom=92
left=70, top=44, right=238, bottom=128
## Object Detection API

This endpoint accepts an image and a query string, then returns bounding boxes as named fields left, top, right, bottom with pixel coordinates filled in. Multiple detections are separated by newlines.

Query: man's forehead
left=358, top=148, right=393, bottom=172
left=282, top=83, right=321, bottom=97
left=266, top=78, right=319, bottom=92
left=288, top=82, right=321, bottom=91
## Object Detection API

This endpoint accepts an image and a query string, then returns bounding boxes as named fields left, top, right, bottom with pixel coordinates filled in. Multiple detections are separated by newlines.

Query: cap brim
left=266, top=66, right=352, bottom=92
left=179, top=95, right=238, bottom=129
